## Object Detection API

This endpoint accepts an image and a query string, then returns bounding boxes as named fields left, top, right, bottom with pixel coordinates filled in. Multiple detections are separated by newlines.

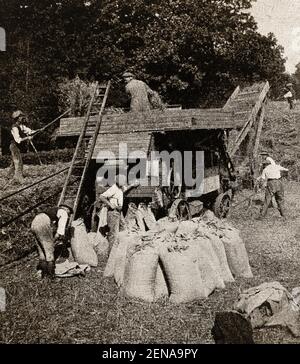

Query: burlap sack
left=103, top=244, right=119, bottom=277
left=207, top=234, right=235, bottom=283
left=175, top=220, right=199, bottom=236
left=153, top=217, right=179, bottom=234
left=87, top=232, right=109, bottom=256
left=154, top=261, right=169, bottom=300
left=194, top=240, right=226, bottom=293
left=221, top=227, right=253, bottom=278
left=71, top=219, right=98, bottom=267
left=114, top=231, right=133, bottom=287
left=123, top=246, right=159, bottom=302
left=160, top=244, right=209, bottom=304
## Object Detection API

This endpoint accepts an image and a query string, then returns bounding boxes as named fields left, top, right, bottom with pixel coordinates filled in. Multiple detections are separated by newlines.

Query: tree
left=0, top=0, right=288, bottom=150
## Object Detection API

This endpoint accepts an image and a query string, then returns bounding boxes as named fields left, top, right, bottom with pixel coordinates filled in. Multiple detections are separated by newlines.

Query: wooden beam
left=229, top=81, right=269, bottom=157
left=223, top=86, right=240, bottom=110
left=252, top=104, right=266, bottom=161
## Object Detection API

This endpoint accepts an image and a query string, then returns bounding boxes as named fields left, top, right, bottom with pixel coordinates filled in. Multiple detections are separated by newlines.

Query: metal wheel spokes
left=214, top=192, right=231, bottom=218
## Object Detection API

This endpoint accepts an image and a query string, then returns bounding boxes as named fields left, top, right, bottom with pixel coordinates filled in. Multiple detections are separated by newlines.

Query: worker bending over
left=31, top=200, right=73, bottom=279
left=8, top=110, right=36, bottom=184
left=123, top=72, right=164, bottom=112
left=257, top=157, right=288, bottom=219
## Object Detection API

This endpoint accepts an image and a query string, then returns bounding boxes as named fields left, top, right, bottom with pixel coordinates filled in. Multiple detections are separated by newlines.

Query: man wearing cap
left=8, top=110, right=36, bottom=183
left=122, top=72, right=164, bottom=112
left=31, top=200, right=73, bottom=279
left=283, top=83, right=296, bottom=109
left=257, top=157, right=288, bottom=219
left=99, top=175, right=139, bottom=251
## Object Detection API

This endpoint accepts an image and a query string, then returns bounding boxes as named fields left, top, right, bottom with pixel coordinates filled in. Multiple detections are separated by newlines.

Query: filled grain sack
left=194, top=240, right=226, bottom=293
left=175, top=220, right=199, bottom=236
left=71, top=219, right=98, bottom=267
left=103, top=243, right=119, bottom=277
left=123, top=245, right=159, bottom=302
left=220, top=226, right=253, bottom=278
left=206, top=233, right=235, bottom=283
left=159, top=244, right=209, bottom=303
left=154, top=261, right=169, bottom=300
left=153, top=217, right=179, bottom=234
left=88, top=232, right=109, bottom=256
left=114, top=231, right=134, bottom=287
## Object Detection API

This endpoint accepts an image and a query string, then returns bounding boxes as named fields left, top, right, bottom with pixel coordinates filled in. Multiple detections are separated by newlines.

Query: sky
left=250, top=0, right=300, bottom=74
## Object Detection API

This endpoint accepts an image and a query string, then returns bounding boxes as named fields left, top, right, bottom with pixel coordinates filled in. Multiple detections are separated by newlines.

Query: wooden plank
left=223, top=86, right=240, bottom=110
left=92, top=132, right=152, bottom=159
left=58, top=109, right=240, bottom=137
left=229, top=81, right=269, bottom=157
left=252, top=104, right=266, bottom=161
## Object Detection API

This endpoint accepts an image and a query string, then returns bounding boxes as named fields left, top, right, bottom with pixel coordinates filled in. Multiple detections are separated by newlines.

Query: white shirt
left=56, top=208, right=69, bottom=235
left=261, top=164, right=288, bottom=180
left=11, top=125, right=34, bottom=144
left=101, top=184, right=124, bottom=209
left=284, top=91, right=293, bottom=99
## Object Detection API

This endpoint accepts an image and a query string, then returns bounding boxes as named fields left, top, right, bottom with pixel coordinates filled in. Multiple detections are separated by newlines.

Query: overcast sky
left=250, top=0, right=300, bottom=74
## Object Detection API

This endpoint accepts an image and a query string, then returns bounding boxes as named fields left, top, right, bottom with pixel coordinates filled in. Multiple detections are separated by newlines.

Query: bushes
left=0, top=148, right=74, bottom=168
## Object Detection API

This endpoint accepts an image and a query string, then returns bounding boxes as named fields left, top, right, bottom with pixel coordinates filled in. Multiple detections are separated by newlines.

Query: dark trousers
left=8, top=143, right=24, bottom=182
left=261, top=179, right=285, bottom=217
left=288, top=98, right=295, bottom=109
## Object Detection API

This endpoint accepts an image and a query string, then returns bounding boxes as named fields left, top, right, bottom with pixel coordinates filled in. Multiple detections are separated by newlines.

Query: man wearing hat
left=283, top=83, right=296, bottom=109
left=122, top=72, right=164, bottom=112
left=31, top=200, right=73, bottom=279
left=8, top=110, right=36, bottom=183
left=257, top=157, right=288, bottom=219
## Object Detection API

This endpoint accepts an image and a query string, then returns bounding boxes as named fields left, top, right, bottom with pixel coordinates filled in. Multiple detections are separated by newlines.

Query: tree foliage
left=0, top=0, right=288, bottom=148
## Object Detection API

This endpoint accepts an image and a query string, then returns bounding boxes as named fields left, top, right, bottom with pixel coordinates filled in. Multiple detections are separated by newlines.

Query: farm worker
left=7, top=110, right=36, bottom=184
left=31, top=200, right=73, bottom=279
left=283, top=83, right=296, bottom=110
left=257, top=157, right=288, bottom=218
left=99, top=175, right=139, bottom=251
left=122, top=71, right=164, bottom=112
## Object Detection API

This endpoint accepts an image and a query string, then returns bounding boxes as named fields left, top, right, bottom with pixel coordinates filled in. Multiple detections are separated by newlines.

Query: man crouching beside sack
left=31, top=200, right=73, bottom=279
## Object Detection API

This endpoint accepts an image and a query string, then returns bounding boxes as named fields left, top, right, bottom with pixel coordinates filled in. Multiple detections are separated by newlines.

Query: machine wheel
left=168, top=199, right=191, bottom=221
left=213, top=191, right=232, bottom=218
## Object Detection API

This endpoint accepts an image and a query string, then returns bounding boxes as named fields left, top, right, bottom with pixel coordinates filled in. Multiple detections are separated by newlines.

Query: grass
left=0, top=163, right=69, bottom=266
left=1, top=100, right=300, bottom=344
left=1, top=178, right=300, bottom=343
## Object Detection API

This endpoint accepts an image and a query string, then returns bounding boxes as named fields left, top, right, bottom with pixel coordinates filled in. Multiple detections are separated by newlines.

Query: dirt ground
left=1, top=179, right=300, bottom=344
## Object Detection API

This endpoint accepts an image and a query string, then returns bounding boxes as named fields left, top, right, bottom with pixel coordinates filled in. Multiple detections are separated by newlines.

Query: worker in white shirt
left=283, top=83, right=296, bottom=110
left=257, top=157, right=288, bottom=218
left=8, top=110, right=36, bottom=183
left=31, top=200, right=73, bottom=279
left=99, top=175, right=139, bottom=251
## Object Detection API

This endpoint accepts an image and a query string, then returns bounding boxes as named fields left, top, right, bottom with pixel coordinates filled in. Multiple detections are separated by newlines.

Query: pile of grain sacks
left=103, top=211, right=253, bottom=304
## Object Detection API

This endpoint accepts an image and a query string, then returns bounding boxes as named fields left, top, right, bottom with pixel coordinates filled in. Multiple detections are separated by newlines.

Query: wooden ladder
left=57, top=80, right=111, bottom=222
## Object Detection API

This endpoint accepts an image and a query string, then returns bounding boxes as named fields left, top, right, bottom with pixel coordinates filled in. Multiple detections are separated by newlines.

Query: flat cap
left=122, top=72, right=135, bottom=78
left=12, top=110, right=25, bottom=119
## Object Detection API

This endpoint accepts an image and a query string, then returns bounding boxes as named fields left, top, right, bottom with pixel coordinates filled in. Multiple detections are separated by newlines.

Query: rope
left=0, top=176, right=80, bottom=229
left=0, top=166, right=69, bottom=202
left=32, top=108, right=71, bottom=137
left=0, top=190, right=60, bottom=229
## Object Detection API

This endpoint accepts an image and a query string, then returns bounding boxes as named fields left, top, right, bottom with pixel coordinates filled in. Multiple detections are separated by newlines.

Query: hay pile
left=260, top=101, right=300, bottom=180
left=104, top=211, right=253, bottom=304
